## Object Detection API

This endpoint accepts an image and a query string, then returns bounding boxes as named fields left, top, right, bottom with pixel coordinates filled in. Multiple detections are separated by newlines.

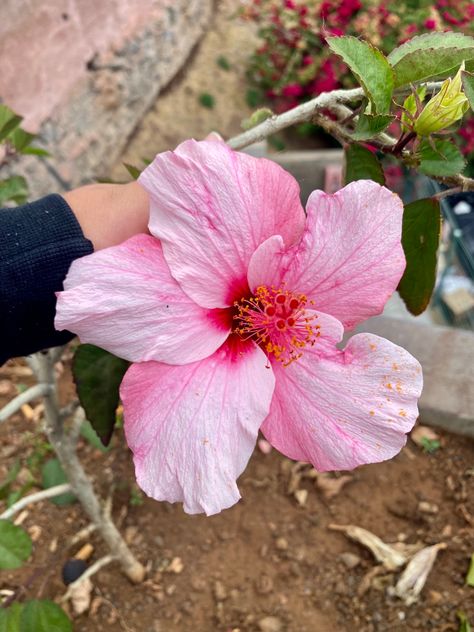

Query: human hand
left=63, top=181, right=149, bottom=251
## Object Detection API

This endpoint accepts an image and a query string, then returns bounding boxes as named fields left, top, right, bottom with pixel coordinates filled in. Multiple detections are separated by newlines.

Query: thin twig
left=69, top=523, right=97, bottom=546
left=30, top=350, right=145, bottom=583
left=0, top=484, right=72, bottom=520
left=68, top=406, right=85, bottom=445
left=60, top=399, right=80, bottom=421
left=429, top=173, right=474, bottom=192
left=59, top=554, right=117, bottom=603
left=0, top=384, right=51, bottom=423
left=227, top=82, right=443, bottom=150
left=432, top=186, right=464, bottom=200
left=228, top=86, right=366, bottom=150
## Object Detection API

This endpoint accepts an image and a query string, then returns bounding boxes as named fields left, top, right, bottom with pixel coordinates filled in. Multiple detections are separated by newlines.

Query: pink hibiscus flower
left=55, top=139, right=422, bottom=516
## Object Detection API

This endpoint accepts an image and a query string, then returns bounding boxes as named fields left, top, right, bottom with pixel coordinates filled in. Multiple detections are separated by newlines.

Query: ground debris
left=389, top=542, right=447, bottom=605
left=315, top=473, right=353, bottom=499
left=69, top=577, right=93, bottom=616
left=328, top=524, right=407, bottom=570
left=258, top=615, right=283, bottom=632
left=411, top=425, right=440, bottom=448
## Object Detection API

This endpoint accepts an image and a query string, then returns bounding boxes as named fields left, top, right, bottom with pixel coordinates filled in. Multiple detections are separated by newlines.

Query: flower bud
left=414, top=64, right=469, bottom=136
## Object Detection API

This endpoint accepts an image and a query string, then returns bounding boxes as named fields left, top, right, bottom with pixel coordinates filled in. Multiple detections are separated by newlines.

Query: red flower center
left=233, top=286, right=320, bottom=365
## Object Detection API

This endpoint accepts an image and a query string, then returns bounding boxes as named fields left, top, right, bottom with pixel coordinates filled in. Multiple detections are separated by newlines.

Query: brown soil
left=1, top=357, right=474, bottom=632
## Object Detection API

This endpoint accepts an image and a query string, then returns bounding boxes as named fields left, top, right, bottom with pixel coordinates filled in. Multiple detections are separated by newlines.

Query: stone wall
left=0, top=0, right=212, bottom=197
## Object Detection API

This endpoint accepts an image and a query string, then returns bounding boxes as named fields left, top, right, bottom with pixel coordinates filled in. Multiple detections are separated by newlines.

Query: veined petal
left=55, top=234, right=230, bottom=364
left=140, top=139, right=305, bottom=308
left=248, top=181, right=405, bottom=329
left=121, top=338, right=275, bottom=515
left=262, top=326, right=422, bottom=471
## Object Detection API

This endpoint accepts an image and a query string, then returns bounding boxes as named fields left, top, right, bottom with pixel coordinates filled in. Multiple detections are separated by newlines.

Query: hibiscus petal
left=121, top=338, right=275, bottom=515
left=55, top=234, right=230, bottom=364
left=262, top=326, right=422, bottom=471
left=247, top=181, right=405, bottom=329
left=140, top=139, right=305, bottom=308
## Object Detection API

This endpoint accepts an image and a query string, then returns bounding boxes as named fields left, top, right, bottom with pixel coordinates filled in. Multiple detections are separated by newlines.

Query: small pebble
left=167, top=557, right=184, bottom=574
left=256, top=573, right=274, bottom=595
left=418, top=501, right=439, bottom=514
left=213, top=580, right=227, bottom=601
left=275, top=537, right=288, bottom=551
left=294, top=489, right=308, bottom=506
left=258, top=616, right=283, bottom=632
left=339, top=552, right=361, bottom=569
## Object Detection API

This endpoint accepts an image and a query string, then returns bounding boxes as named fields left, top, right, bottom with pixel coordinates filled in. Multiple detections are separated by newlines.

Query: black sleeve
left=1, top=194, right=93, bottom=364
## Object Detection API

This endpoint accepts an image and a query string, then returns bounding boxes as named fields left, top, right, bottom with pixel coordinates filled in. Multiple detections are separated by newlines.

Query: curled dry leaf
left=329, top=524, right=407, bottom=570
left=315, top=473, right=353, bottom=499
left=70, top=577, right=93, bottom=615
left=391, top=540, right=425, bottom=558
left=294, top=489, right=308, bottom=507
left=391, top=542, right=447, bottom=605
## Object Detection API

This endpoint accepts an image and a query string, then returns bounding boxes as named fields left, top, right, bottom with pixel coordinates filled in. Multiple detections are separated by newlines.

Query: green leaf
left=41, top=459, right=76, bottom=506
left=123, top=163, right=141, bottom=179
left=246, top=88, right=263, bottom=108
left=326, top=36, right=394, bottom=114
left=80, top=420, right=111, bottom=453
left=351, top=113, right=394, bottom=140
left=458, top=612, right=473, bottom=632
left=20, top=146, right=50, bottom=157
left=461, top=71, right=474, bottom=112
left=0, top=520, right=32, bottom=569
left=6, top=482, right=34, bottom=509
left=344, top=143, right=385, bottom=185
left=420, top=437, right=441, bottom=453
left=267, top=135, right=286, bottom=151
left=241, top=107, right=274, bottom=130
left=10, top=129, right=35, bottom=152
left=388, top=32, right=474, bottom=88
left=0, top=603, right=23, bottom=632
left=0, top=460, right=21, bottom=500
left=20, top=600, right=72, bottom=632
left=198, top=93, right=215, bottom=109
left=397, top=198, right=440, bottom=315
left=0, top=104, right=23, bottom=143
left=216, top=55, right=231, bottom=71
left=466, top=553, right=474, bottom=586
left=0, top=176, right=29, bottom=206
left=418, top=139, right=465, bottom=177
left=73, top=345, right=129, bottom=446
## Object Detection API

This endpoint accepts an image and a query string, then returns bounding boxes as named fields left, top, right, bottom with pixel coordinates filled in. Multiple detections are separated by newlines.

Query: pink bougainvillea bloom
left=281, top=83, right=304, bottom=98
left=424, top=18, right=436, bottom=29
left=55, top=139, right=422, bottom=516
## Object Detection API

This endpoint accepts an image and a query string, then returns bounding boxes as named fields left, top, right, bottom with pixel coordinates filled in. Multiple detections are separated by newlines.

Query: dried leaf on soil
left=329, top=524, right=407, bottom=570
left=315, top=473, right=353, bottom=499
left=69, top=578, right=93, bottom=616
left=391, top=542, right=447, bottom=605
